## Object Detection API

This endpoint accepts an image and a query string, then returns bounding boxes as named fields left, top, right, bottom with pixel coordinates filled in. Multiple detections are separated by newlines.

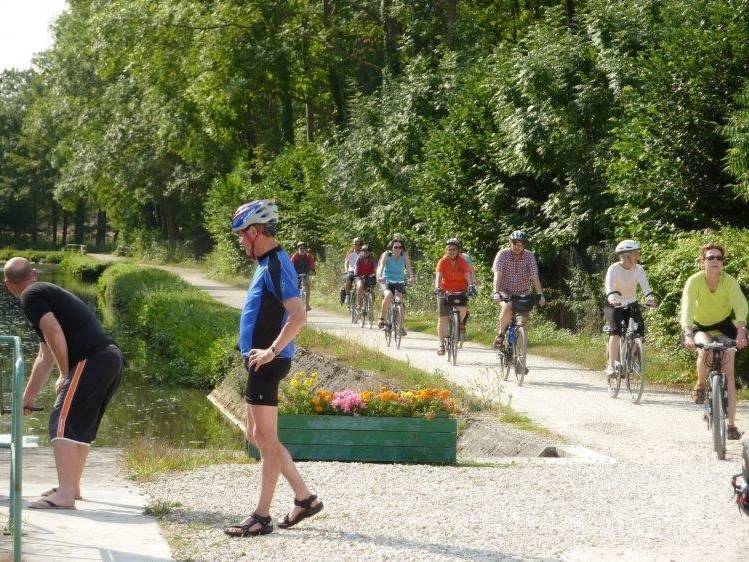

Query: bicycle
left=358, top=277, right=376, bottom=329
left=606, top=297, right=656, bottom=403
left=439, top=291, right=467, bottom=366
left=384, top=287, right=406, bottom=349
left=297, top=273, right=308, bottom=307
left=498, top=294, right=537, bottom=386
left=695, top=339, right=735, bottom=460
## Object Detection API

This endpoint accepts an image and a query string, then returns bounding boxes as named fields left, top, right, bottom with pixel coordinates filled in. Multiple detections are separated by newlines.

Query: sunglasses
left=705, top=255, right=724, bottom=262
left=393, top=245, right=403, bottom=249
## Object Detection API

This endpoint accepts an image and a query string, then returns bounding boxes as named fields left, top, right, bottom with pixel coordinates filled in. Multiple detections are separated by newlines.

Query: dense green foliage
left=98, top=263, right=240, bottom=387
left=1, top=0, right=748, bottom=264
left=3, top=1, right=749, bottom=380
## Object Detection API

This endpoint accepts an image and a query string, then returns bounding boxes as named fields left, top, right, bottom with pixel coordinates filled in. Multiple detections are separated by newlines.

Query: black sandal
left=224, top=512, right=273, bottom=537
left=277, top=495, right=324, bottom=529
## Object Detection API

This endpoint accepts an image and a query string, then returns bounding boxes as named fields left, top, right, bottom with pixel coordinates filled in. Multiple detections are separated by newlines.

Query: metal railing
left=0, top=335, right=24, bottom=562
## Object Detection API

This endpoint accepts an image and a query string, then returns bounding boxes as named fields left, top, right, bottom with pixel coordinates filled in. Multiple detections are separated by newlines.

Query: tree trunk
left=244, top=101, right=258, bottom=160
left=564, top=0, right=576, bottom=28
left=96, top=209, right=107, bottom=247
left=300, top=15, right=315, bottom=142
left=51, top=202, right=58, bottom=246
left=443, top=0, right=457, bottom=50
left=381, top=0, right=399, bottom=78
left=74, top=200, right=86, bottom=245
left=323, top=0, right=347, bottom=127
left=277, top=52, right=295, bottom=145
left=62, top=211, right=68, bottom=245
left=31, top=199, right=38, bottom=245
left=161, top=195, right=177, bottom=245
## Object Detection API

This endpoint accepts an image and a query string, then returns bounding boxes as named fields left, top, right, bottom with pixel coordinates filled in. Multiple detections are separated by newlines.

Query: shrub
left=0, top=249, right=66, bottom=264
left=59, top=254, right=112, bottom=281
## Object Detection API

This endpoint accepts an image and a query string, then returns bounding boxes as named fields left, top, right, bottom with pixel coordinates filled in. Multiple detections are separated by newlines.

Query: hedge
left=98, top=263, right=241, bottom=388
left=58, top=254, right=113, bottom=281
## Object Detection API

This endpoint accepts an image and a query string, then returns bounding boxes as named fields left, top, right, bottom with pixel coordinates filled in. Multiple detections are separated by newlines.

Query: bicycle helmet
left=353, top=237, right=363, bottom=244
left=296, top=241, right=306, bottom=247
left=509, top=230, right=529, bottom=242
left=231, top=200, right=279, bottom=232
left=361, top=245, right=371, bottom=251
left=445, top=238, right=461, bottom=248
left=615, top=239, right=641, bottom=254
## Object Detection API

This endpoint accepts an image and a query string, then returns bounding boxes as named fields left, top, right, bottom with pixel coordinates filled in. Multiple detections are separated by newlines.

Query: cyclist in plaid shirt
left=492, top=231, right=545, bottom=348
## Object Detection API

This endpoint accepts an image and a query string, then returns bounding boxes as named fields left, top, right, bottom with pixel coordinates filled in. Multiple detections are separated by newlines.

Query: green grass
left=124, top=439, right=252, bottom=482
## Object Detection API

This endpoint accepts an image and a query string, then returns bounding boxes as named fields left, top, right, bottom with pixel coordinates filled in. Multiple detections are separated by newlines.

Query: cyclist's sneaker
left=493, top=334, right=504, bottom=349
left=691, top=386, right=706, bottom=405
left=378, top=318, right=386, bottom=329
left=727, top=426, right=744, bottom=440
left=437, top=345, right=445, bottom=356
left=604, top=364, right=615, bottom=377
left=400, top=328, right=407, bottom=336
left=306, top=304, right=312, bottom=311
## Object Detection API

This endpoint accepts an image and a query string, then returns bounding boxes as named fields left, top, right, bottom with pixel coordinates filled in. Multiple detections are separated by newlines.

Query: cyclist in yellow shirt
left=681, top=243, right=747, bottom=440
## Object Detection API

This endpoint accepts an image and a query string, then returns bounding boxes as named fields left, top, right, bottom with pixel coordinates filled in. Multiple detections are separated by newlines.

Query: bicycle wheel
left=499, top=347, right=511, bottom=381
left=711, top=373, right=726, bottom=460
left=393, top=304, right=403, bottom=350
left=450, top=310, right=460, bottom=365
left=608, top=364, right=621, bottom=399
left=514, top=326, right=527, bottom=385
left=625, top=338, right=645, bottom=404
left=349, top=294, right=357, bottom=323
left=360, top=293, right=368, bottom=328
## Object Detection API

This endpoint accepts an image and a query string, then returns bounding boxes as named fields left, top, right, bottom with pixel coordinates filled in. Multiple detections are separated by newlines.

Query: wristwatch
left=270, top=345, right=279, bottom=357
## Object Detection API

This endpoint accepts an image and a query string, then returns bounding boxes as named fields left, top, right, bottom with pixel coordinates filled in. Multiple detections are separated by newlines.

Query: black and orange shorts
left=49, top=344, right=124, bottom=445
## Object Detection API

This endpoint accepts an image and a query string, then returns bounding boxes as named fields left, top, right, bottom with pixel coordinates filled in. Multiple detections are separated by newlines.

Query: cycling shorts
left=245, top=357, right=292, bottom=406
left=439, top=293, right=468, bottom=316
left=384, top=282, right=406, bottom=295
left=603, top=304, right=645, bottom=337
left=694, top=316, right=737, bottom=340
left=356, top=276, right=377, bottom=289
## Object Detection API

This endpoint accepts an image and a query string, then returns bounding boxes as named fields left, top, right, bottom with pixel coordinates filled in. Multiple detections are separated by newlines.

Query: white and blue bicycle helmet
left=231, top=199, right=279, bottom=232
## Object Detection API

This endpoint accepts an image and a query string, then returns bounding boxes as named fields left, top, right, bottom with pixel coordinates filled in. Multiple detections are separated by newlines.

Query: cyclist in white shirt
left=340, top=237, right=364, bottom=304
left=603, top=239, right=658, bottom=375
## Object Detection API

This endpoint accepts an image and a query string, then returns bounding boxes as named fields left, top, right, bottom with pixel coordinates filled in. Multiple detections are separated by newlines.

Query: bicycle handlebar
left=694, top=341, right=737, bottom=351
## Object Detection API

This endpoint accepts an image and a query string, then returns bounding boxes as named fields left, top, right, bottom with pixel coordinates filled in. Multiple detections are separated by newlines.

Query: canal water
left=0, top=265, right=243, bottom=449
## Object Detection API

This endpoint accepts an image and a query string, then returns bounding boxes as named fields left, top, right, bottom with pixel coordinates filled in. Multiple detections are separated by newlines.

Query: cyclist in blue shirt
left=225, top=200, right=323, bottom=538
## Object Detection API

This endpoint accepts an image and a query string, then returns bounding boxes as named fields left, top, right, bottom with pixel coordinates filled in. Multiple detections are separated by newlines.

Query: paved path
left=91, top=257, right=749, bottom=560
left=0, top=448, right=172, bottom=561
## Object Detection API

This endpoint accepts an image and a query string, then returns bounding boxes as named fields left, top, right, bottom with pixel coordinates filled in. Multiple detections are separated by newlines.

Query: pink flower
left=331, top=389, right=364, bottom=414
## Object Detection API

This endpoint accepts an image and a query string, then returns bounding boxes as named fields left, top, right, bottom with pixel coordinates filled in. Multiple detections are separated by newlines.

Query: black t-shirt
left=20, top=282, right=113, bottom=370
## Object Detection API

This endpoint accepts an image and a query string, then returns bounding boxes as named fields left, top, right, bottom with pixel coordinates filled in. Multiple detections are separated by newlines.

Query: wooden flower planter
left=246, top=414, right=457, bottom=464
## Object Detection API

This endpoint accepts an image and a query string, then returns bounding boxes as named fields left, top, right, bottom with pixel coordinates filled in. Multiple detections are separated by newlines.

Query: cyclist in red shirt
left=354, top=246, right=377, bottom=310
left=434, top=238, right=475, bottom=355
left=290, top=242, right=316, bottom=311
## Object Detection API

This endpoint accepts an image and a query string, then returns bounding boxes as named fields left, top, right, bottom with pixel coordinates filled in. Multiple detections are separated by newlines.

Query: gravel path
left=90, top=258, right=749, bottom=561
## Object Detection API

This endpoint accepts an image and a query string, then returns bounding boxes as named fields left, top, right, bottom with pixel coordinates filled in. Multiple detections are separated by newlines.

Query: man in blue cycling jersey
left=224, top=200, right=323, bottom=538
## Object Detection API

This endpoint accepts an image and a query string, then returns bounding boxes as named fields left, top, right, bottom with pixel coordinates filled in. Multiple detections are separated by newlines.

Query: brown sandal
left=691, top=387, right=706, bottom=404
left=224, top=512, right=273, bottom=537
left=277, top=495, right=323, bottom=529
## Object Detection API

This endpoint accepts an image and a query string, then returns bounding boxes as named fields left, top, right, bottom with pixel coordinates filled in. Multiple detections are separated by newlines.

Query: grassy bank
left=98, top=263, right=240, bottom=388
